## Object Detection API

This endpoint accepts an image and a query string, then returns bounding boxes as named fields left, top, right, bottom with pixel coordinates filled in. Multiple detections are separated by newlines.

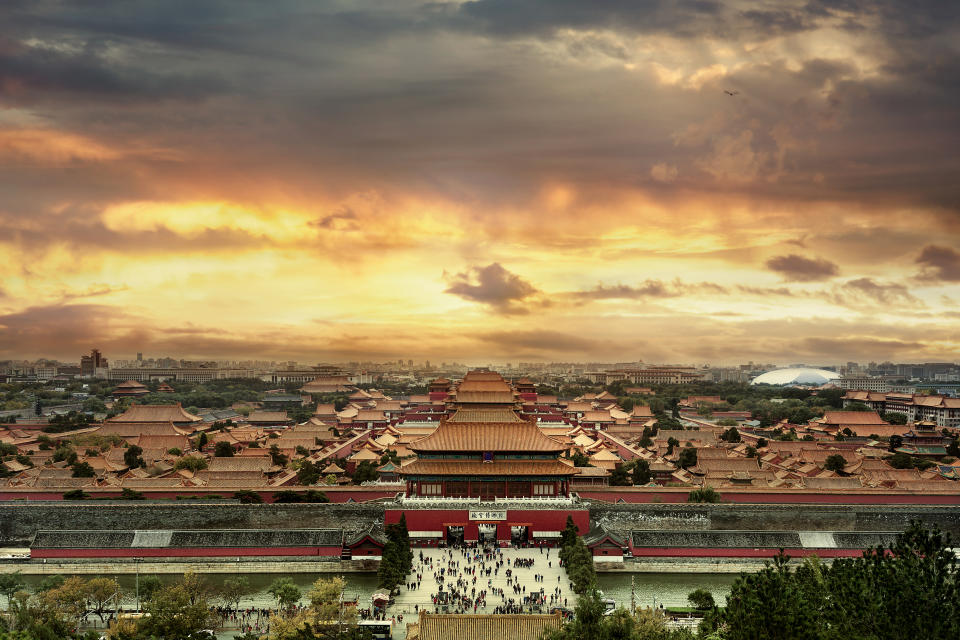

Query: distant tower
left=137, top=352, right=143, bottom=362
left=81, top=349, right=107, bottom=377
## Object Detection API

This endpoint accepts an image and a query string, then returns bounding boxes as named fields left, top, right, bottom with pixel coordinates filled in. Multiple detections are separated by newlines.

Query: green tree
left=886, top=411, right=908, bottom=425
left=947, top=439, right=960, bottom=458
left=194, top=431, right=208, bottom=451
left=139, top=582, right=213, bottom=640
left=823, top=454, right=847, bottom=472
left=70, top=461, right=95, bottom=478
left=631, top=459, right=651, bottom=485
left=308, top=575, right=359, bottom=635
left=174, top=456, right=208, bottom=472
left=268, top=577, right=302, bottom=614
left=688, top=486, right=721, bottom=503
left=570, top=451, right=591, bottom=467
left=677, top=446, right=697, bottom=469
left=889, top=452, right=914, bottom=469
left=609, top=465, right=630, bottom=486
left=221, top=576, right=252, bottom=615
left=124, top=445, right=145, bottom=469
left=541, top=588, right=607, bottom=640
left=270, top=444, right=289, bottom=467
left=720, top=427, right=741, bottom=443
left=138, top=575, right=163, bottom=602
left=62, top=489, right=89, bottom=500
left=297, top=460, right=321, bottom=485
left=889, top=434, right=904, bottom=452
left=303, top=489, right=329, bottom=503
left=352, top=460, right=377, bottom=484
left=0, top=572, right=24, bottom=611
left=688, top=588, right=715, bottom=610
left=377, top=540, right=405, bottom=593
left=233, top=490, right=264, bottom=504
left=86, top=576, right=121, bottom=624
left=214, top=441, right=235, bottom=457
left=757, top=437, right=768, bottom=448
left=666, top=437, right=679, bottom=456
left=52, top=445, right=77, bottom=465
left=120, top=487, right=145, bottom=500
left=708, top=522, right=960, bottom=640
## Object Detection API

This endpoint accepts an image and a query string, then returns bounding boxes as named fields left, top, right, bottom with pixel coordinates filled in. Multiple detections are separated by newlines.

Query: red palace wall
left=629, top=547, right=865, bottom=558
left=0, top=488, right=399, bottom=502
left=575, top=490, right=960, bottom=505
left=592, top=546, right=623, bottom=557
left=386, top=509, right=589, bottom=540
left=31, top=546, right=343, bottom=559
left=3, top=487, right=958, bottom=505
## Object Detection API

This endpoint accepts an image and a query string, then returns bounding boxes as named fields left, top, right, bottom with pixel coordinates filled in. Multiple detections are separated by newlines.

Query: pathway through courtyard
left=386, top=545, right=576, bottom=620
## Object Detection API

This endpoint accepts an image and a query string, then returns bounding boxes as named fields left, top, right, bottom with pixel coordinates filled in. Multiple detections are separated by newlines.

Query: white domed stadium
left=750, top=367, right=841, bottom=386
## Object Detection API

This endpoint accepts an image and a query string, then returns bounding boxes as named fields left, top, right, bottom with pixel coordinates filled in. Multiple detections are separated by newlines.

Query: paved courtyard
left=386, top=545, right=576, bottom=620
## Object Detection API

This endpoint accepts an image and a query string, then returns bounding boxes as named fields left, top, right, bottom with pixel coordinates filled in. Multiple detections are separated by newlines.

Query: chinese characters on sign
left=469, top=510, right=507, bottom=521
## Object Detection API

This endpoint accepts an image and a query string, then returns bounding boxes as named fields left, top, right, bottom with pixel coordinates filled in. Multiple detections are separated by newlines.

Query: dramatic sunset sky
left=1, top=1, right=958, bottom=364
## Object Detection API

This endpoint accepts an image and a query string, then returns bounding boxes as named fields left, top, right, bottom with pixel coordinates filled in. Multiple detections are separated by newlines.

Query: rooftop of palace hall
left=2, top=373, right=959, bottom=499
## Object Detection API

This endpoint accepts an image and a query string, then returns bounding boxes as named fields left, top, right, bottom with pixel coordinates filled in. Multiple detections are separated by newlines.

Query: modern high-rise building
left=80, top=349, right=108, bottom=377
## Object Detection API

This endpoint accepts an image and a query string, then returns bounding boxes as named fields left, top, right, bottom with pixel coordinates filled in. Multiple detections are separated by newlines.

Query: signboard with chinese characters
left=469, top=509, right=507, bottom=521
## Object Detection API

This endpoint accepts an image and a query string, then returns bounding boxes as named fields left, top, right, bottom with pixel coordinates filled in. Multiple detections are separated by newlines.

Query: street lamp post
left=134, top=557, right=143, bottom=612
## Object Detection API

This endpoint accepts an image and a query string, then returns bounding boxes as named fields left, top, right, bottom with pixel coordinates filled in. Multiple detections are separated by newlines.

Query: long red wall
left=4, top=487, right=959, bottom=504
left=576, top=490, right=960, bottom=505
left=0, top=488, right=398, bottom=502
left=629, top=547, right=865, bottom=558
left=31, top=546, right=342, bottom=558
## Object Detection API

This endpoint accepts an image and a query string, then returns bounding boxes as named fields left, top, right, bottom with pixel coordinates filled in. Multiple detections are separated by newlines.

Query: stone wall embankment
left=4, top=501, right=959, bottom=547
left=0, top=558, right=378, bottom=575
left=588, top=502, right=960, bottom=539
left=0, top=502, right=384, bottom=545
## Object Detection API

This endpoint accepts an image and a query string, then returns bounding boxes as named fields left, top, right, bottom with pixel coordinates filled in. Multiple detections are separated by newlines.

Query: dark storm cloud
left=915, top=245, right=960, bottom=282
left=0, top=0, right=956, bottom=224
left=0, top=36, right=228, bottom=104
left=454, top=0, right=724, bottom=38
left=443, top=263, right=540, bottom=314
left=766, top=254, right=839, bottom=282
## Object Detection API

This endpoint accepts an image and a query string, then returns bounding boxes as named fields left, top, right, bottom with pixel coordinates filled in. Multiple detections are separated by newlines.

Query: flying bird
left=724, top=89, right=739, bottom=96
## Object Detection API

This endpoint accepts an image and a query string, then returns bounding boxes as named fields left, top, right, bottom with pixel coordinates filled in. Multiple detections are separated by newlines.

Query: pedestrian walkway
left=387, top=545, right=575, bottom=618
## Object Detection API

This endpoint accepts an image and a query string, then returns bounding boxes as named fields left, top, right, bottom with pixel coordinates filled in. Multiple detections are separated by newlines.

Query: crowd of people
left=389, top=542, right=574, bottom=617
left=212, top=606, right=275, bottom=634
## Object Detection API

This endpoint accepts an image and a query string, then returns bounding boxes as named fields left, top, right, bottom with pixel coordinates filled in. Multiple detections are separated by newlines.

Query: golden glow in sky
left=0, top=1, right=958, bottom=364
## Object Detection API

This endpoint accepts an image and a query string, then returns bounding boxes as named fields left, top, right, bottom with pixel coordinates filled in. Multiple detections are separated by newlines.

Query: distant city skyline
left=0, top=2, right=958, bottom=364
left=2, top=349, right=958, bottom=372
